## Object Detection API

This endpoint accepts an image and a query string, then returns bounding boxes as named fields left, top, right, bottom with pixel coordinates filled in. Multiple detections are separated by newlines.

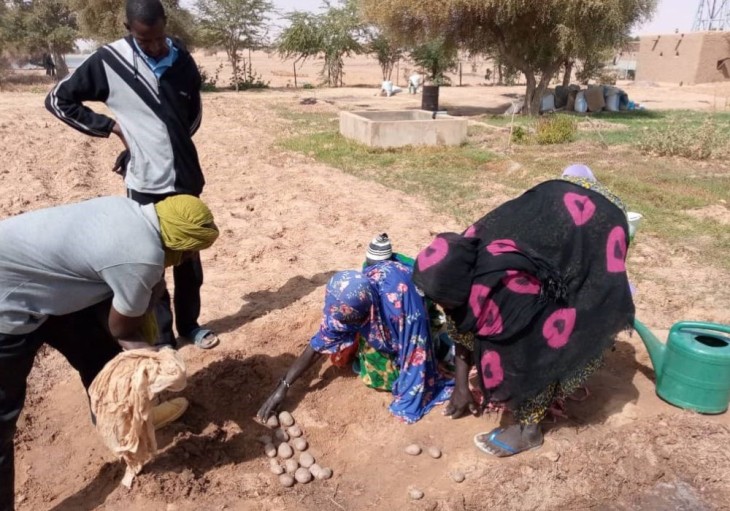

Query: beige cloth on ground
left=89, top=348, right=187, bottom=488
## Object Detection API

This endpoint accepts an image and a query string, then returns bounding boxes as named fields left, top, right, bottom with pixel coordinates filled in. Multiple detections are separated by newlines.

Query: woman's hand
left=444, top=342, right=479, bottom=419
left=444, top=384, right=480, bottom=419
left=255, top=345, right=324, bottom=424
left=257, top=382, right=287, bottom=424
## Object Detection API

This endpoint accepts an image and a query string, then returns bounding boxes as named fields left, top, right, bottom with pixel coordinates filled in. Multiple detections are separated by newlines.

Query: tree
left=575, top=49, right=616, bottom=85
left=70, top=0, right=196, bottom=45
left=276, top=0, right=364, bottom=88
left=362, top=0, right=657, bottom=115
left=276, top=11, right=321, bottom=88
left=0, top=3, right=9, bottom=78
left=4, top=0, right=78, bottom=79
left=0, top=2, right=8, bottom=54
left=562, top=59, right=575, bottom=87
left=368, top=31, right=402, bottom=81
left=318, top=0, right=364, bottom=87
left=195, top=0, right=273, bottom=91
left=409, top=38, right=457, bottom=85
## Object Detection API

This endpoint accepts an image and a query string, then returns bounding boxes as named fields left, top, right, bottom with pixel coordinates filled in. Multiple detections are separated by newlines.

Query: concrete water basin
left=339, top=110, right=468, bottom=148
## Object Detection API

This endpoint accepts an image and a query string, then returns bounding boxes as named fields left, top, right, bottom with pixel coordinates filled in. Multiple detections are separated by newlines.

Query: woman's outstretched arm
left=256, top=344, right=324, bottom=423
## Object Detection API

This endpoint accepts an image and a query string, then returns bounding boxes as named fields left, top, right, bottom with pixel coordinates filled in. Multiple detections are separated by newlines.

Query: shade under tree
left=361, top=0, right=657, bottom=115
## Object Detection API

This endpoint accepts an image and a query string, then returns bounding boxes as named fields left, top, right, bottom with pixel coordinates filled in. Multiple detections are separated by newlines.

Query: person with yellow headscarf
left=0, top=194, right=218, bottom=510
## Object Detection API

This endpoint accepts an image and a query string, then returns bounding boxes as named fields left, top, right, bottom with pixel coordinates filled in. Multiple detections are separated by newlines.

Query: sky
left=634, top=0, right=700, bottom=35
left=188, top=0, right=698, bottom=35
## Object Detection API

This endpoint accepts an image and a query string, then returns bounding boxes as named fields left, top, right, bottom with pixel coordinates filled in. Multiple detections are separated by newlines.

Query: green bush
left=198, top=63, right=222, bottom=92
left=637, top=118, right=729, bottom=160
left=535, top=115, right=577, bottom=145
left=230, top=66, right=269, bottom=91
left=511, top=125, right=528, bottom=144
left=232, top=75, right=270, bottom=90
left=409, top=39, right=458, bottom=86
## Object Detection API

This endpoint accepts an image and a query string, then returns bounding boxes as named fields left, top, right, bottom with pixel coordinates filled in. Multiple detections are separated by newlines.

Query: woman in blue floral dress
left=257, top=260, right=453, bottom=424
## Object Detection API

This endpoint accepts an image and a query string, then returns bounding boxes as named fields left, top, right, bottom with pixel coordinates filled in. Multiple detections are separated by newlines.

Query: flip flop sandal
left=473, top=428, right=543, bottom=458
left=190, top=327, right=220, bottom=349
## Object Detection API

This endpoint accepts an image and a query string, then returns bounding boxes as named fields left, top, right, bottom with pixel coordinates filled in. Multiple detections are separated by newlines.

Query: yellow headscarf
left=154, top=195, right=219, bottom=267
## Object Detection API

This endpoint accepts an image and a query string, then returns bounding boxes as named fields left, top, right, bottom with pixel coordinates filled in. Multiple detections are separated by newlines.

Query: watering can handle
left=671, top=321, right=730, bottom=337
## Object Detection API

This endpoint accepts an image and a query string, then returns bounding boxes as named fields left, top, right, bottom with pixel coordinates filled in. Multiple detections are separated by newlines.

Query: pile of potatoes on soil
left=260, top=411, right=467, bottom=497
left=260, top=411, right=333, bottom=487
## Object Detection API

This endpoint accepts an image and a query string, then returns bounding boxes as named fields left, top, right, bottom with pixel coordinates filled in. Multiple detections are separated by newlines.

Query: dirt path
left=1, top=89, right=729, bottom=511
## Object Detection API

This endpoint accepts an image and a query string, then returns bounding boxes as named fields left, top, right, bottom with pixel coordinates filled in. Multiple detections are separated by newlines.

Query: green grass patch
left=276, top=107, right=730, bottom=270
left=534, top=115, right=577, bottom=145
left=276, top=108, right=497, bottom=223
left=482, top=110, right=730, bottom=149
left=487, top=146, right=730, bottom=270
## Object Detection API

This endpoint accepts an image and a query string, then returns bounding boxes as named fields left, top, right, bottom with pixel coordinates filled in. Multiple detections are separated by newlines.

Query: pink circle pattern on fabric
left=502, top=270, right=541, bottom=295
left=542, top=308, right=577, bottom=349
left=416, top=236, right=449, bottom=271
left=563, top=192, right=596, bottom=226
left=469, top=284, right=504, bottom=336
left=606, top=226, right=627, bottom=273
left=481, top=350, right=504, bottom=389
left=469, top=284, right=490, bottom=317
left=486, top=239, right=519, bottom=256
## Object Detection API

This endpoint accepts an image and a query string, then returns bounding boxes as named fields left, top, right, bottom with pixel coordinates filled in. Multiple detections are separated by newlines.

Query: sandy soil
left=1, top=64, right=730, bottom=511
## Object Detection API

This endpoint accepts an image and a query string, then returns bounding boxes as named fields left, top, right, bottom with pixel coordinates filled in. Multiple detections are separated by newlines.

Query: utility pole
left=692, top=0, right=729, bottom=31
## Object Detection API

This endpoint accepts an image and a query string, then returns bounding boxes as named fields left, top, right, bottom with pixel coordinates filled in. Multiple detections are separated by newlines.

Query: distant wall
left=636, top=32, right=730, bottom=85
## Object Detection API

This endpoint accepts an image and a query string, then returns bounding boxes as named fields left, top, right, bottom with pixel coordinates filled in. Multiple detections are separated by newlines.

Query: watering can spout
left=634, top=318, right=666, bottom=376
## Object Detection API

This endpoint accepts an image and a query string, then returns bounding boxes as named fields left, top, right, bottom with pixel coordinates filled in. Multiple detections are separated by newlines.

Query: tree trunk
left=384, top=60, right=395, bottom=82
left=293, top=61, right=297, bottom=88
left=51, top=49, right=69, bottom=79
left=523, top=71, right=537, bottom=115
left=497, top=63, right=503, bottom=85
left=531, top=75, right=551, bottom=116
left=233, top=60, right=239, bottom=92
left=227, top=44, right=240, bottom=92
left=562, top=60, right=574, bottom=87
left=525, top=64, right=562, bottom=116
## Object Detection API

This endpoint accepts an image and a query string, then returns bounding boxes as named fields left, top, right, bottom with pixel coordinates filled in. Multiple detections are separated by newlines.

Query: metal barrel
left=421, top=85, right=439, bottom=111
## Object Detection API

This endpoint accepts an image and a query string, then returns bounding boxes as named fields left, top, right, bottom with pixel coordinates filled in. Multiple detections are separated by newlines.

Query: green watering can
left=634, top=319, right=730, bottom=414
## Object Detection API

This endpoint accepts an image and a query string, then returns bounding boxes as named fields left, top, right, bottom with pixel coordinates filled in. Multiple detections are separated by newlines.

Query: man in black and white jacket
left=45, top=0, right=219, bottom=350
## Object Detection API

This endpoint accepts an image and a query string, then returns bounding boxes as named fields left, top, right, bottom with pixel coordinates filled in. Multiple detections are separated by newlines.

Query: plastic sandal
left=189, top=327, right=220, bottom=349
left=473, top=428, right=543, bottom=458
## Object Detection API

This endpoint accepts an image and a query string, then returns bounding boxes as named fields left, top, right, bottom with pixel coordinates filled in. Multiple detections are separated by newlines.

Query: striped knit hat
left=366, top=233, right=392, bottom=261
